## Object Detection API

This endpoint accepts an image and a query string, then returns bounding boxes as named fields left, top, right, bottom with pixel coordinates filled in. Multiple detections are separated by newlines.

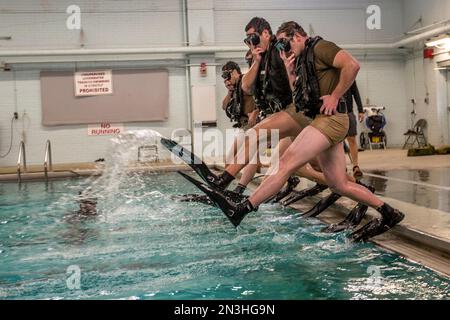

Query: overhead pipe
left=342, top=23, right=450, bottom=50
left=1, top=24, right=450, bottom=59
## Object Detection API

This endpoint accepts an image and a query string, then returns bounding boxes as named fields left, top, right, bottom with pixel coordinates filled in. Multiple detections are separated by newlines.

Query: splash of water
left=53, top=129, right=165, bottom=218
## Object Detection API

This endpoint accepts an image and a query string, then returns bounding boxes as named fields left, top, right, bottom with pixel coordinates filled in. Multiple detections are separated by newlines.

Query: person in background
left=345, top=81, right=365, bottom=179
left=221, top=61, right=260, bottom=194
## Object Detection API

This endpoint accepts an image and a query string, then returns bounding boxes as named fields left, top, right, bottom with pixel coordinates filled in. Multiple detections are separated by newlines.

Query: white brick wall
left=0, top=64, right=188, bottom=166
left=1, top=0, right=449, bottom=167
left=403, top=0, right=450, bottom=146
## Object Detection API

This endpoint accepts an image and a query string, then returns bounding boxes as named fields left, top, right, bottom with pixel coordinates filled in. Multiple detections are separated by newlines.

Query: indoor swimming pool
left=0, top=172, right=449, bottom=300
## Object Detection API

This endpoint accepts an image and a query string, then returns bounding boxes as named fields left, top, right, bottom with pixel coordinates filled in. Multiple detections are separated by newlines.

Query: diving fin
left=177, top=171, right=254, bottom=227
left=281, top=184, right=328, bottom=207
left=350, top=203, right=404, bottom=242
left=300, top=192, right=341, bottom=218
left=172, top=193, right=215, bottom=206
left=321, top=203, right=368, bottom=233
left=160, top=138, right=217, bottom=184
left=268, top=176, right=301, bottom=204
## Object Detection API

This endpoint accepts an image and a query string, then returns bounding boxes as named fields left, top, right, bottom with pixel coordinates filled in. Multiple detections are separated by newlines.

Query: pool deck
left=1, top=149, right=449, bottom=277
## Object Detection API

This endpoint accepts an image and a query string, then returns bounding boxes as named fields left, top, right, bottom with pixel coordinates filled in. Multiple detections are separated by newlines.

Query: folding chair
left=403, top=119, right=427, bottom=149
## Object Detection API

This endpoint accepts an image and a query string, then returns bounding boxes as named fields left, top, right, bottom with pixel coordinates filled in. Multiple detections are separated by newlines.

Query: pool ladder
left=44, top=140, right=53, bottom=180
left=17, top=141, right=27, bottom=182
left=17, top=140, right=53, bottom=182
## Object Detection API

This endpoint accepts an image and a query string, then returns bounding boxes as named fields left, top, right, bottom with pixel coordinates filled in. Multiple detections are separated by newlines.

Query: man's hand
left=226, top=83, right=234, bottom=92
left=358, top=112, right=365, bottom=122
left=280, top=51, right=296, bottom=75
left=320, top=95, right=339, bottom=115
left=250, top=44, right=264, bottom=64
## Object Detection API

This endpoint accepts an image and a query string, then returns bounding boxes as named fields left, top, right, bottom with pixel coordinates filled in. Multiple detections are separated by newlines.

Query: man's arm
left=331, top=50, right=360, bottom=101
left=320, top=50, right=360, bottom=115
left=222, top=89, right=233, bottom=110
left=242, top=61, right=260, bottom=95
left=352, top=82, right=364, bottom=113
left=280, top=51, right=296, bottom=91
left=242, top=46, right=264, bottom=94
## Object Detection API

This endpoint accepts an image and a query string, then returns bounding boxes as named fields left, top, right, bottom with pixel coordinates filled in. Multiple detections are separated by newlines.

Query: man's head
left=276, top=21, right=308, bottom=58
left=244, top=17, right=273, bottom=52
left=222, top=61, right=241, bottom=88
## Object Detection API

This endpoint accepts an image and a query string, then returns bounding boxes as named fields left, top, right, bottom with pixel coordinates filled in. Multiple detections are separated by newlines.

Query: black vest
left=225, top=75, right=246, bottom=124
left=254, top=37, right=292, bottom=116
left=293, top=36, right=323, bottom=118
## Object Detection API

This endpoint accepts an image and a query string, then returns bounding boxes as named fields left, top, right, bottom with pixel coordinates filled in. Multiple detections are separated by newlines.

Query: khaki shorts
left=310, top=113, right=349, bottom=146
left=283, top=103, right=312, bottom=131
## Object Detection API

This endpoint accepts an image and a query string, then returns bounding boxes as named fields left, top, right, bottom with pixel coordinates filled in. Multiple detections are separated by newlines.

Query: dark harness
left=225, top=75, right=247, bottom=126
left=254, top=38, right=289, bottom=117
left=294, top=36, right=347, bottom=118
left=293, top=36, right=323, bottom=118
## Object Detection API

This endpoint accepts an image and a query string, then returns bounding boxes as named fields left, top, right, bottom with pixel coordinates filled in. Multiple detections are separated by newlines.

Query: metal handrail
left=17, top=141, right=27, bottom=182
left=44, top=140, right=53, bottom=179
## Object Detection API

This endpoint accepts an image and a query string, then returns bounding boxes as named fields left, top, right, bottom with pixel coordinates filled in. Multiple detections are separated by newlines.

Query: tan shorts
left=310, top=113, right=349, bottom=146
left=283, top=103, right=312, bottom=131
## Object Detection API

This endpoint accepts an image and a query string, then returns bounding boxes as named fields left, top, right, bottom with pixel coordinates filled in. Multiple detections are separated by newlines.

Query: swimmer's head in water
left=77, top=191, right=97, bottom=215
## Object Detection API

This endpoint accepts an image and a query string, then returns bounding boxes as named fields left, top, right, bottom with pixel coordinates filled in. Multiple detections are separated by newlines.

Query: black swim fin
left=172, top=193, right=215, bottom=206
left=281, top=184, right=328, bottom=207
left=300, top=192, right=341, bottom=218
left=321, top=203, right=368, bottom=233
left=161, top=138, right=235, bottom=190
left=160, top=138, right=218, bottom=184
left=350, top=203, right=404, bottom=242
left=177, top=171, right=254, bottom=227
left=267, top=176, right=301, bottom=204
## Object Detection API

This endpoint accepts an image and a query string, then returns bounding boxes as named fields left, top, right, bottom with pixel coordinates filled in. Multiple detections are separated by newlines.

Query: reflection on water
left=364, top=168, right=450, bottom=213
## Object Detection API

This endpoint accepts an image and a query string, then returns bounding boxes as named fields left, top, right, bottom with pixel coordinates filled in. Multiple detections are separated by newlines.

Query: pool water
left=365, top=168, right=450, bottom=213
left=0, top=172, right=449, bottom=300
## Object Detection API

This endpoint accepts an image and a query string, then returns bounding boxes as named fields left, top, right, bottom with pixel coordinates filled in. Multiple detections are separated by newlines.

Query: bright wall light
left=426, top=35, right=450, bottom=50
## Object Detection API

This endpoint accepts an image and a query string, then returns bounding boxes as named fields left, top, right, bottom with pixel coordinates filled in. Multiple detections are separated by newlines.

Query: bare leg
left=346, top=136, right=359, bottom=167
left=249, top=126, right=332, bottom=206
left=238, top=163, right=259, bottom=186
left=317, top=143, right=382, bottom=208
left=264, top=136, right=292, bottom=178
left=226, top=112, right=302, bottom=177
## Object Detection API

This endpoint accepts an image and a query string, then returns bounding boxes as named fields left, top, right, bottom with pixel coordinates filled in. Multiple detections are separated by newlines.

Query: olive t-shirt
left=313, top=40, right=342, bottom=97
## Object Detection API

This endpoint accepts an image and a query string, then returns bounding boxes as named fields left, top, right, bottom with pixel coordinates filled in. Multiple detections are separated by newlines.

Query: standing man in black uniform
left=345, top=81, right=365, bottom=179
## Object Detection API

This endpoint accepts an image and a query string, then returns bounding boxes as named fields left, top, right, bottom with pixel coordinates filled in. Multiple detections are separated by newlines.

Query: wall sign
left=75, top=70, right=113, bottom=96
left=88, top=123, right=123, bottom=136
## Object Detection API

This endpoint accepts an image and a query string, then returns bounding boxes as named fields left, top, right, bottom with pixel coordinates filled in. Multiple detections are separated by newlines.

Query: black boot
left=300, top=192, right=341, bottom=218
left=207, top=170, right=235, bottom=190
left=350, top=203, right=404, bottom=242
left=227, top=199, right=257, bottom=227
left=178, top=171, right=255, bottom=227
left=321, top=203, right=368, bottom=233
left=233, top=184, right=247, bottom=195
left=281, top=184, right=328, bottom=206
left=268, top=176, right=301, bottom=204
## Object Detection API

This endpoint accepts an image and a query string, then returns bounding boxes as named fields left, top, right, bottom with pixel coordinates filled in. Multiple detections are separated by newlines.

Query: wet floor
left=363, top=168, right=450, bottom=213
